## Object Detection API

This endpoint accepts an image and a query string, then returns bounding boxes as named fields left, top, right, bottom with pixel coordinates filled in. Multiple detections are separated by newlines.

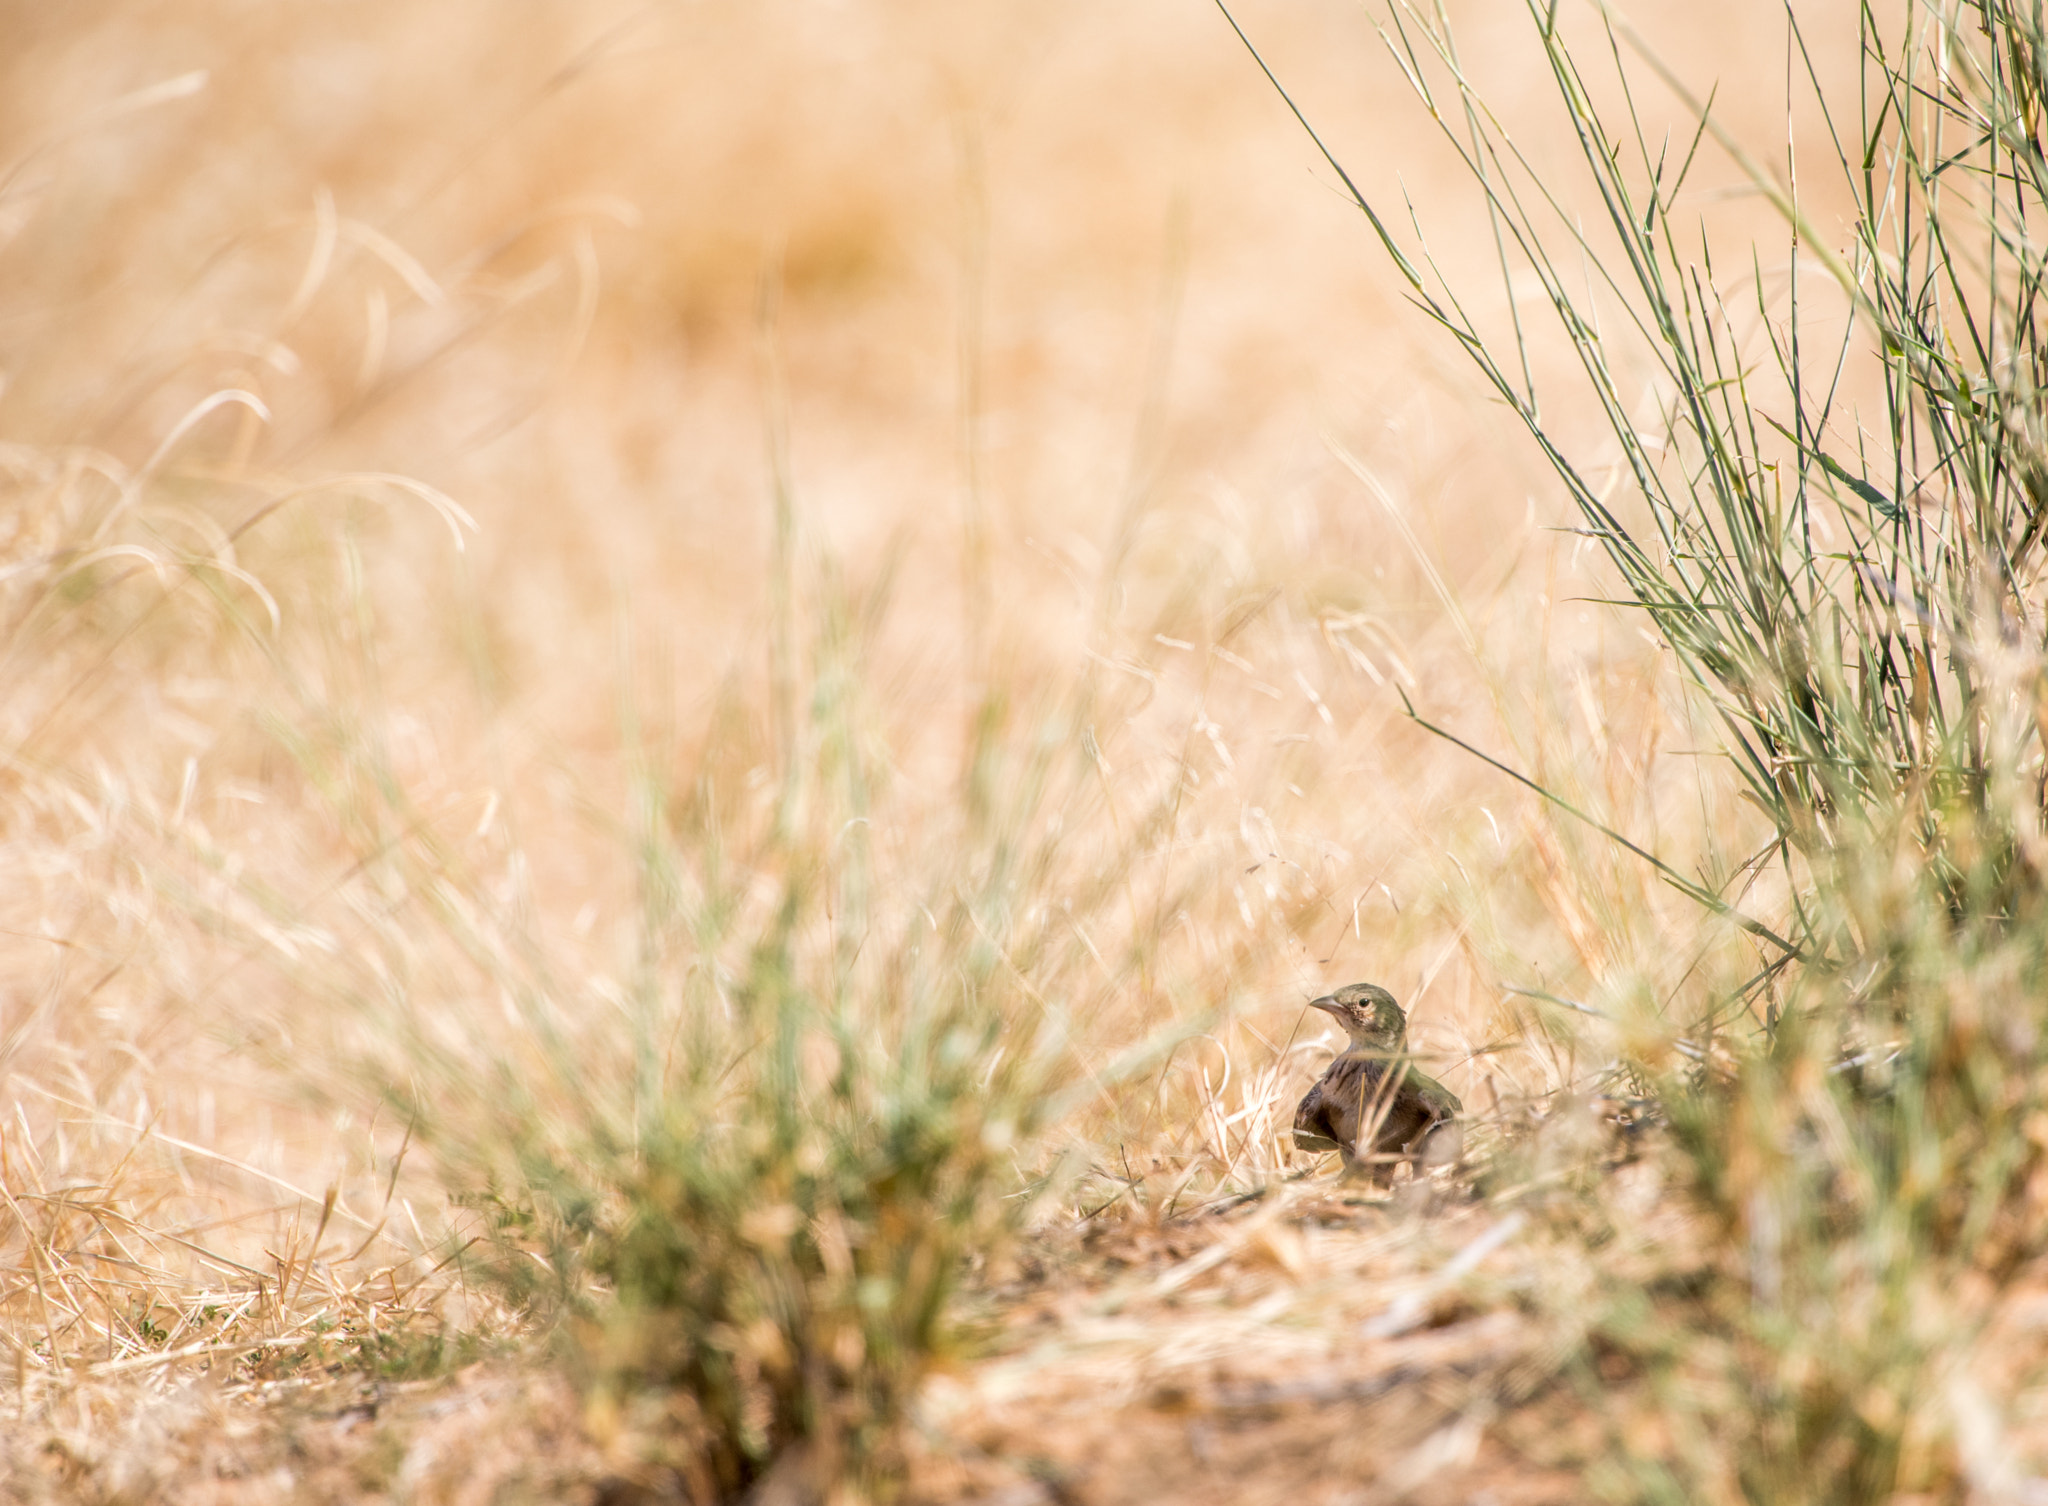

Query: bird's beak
left=1307, top=995, right=1341, bottom=1016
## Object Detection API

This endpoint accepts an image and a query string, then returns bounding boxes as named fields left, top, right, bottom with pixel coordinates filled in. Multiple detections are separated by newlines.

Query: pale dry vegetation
left=4, top=2, right=2047, bottom=1503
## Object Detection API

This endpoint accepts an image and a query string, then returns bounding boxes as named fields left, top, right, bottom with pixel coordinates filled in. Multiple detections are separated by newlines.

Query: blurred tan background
left=0, top=0, right=1831, bottom=686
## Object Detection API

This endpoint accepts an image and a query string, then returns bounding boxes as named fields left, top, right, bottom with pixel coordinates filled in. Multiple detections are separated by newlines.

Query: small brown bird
left=1293, top=983, right=1462, bottom=1182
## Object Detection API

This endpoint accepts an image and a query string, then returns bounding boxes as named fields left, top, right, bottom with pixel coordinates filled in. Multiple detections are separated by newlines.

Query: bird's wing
left=1364, top=1069, right=1463, bottom=1159
left=1406, top=1069, right=1463, bottom=1118
left=1292, top=1078, right=1341, bottom=1152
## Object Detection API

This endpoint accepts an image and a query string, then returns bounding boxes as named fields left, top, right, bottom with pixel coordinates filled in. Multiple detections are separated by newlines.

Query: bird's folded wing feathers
left=1406, top=1069, right=1462, bottom=1118
left=1291, top=1079, right=1342, bottom=1152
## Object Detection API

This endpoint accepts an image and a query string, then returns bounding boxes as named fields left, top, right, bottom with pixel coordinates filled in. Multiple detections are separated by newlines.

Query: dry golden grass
left=5, top=2, right=2044, bottom=1502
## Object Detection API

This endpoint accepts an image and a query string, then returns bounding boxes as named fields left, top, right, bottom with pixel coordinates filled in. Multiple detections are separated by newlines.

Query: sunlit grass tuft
left=1240, top=0, right=2048, bottom=1495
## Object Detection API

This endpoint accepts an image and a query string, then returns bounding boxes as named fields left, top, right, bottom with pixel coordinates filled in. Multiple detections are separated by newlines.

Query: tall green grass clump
left=402, top=568, right=1151, bottom=1503
left=1230, top=0, right=2048, bottom=1496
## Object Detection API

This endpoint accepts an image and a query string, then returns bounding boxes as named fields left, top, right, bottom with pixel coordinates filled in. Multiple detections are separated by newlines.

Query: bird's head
left=1308, top=983, right=1407, bottom=1051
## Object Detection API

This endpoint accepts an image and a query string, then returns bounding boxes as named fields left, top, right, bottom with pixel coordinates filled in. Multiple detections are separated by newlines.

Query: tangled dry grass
left=7, top=1, right=2048, bottom=1502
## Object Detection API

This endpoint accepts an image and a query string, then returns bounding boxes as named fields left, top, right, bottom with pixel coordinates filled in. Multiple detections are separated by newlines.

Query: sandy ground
left=7, top=1179, right=1621, bottom=1504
